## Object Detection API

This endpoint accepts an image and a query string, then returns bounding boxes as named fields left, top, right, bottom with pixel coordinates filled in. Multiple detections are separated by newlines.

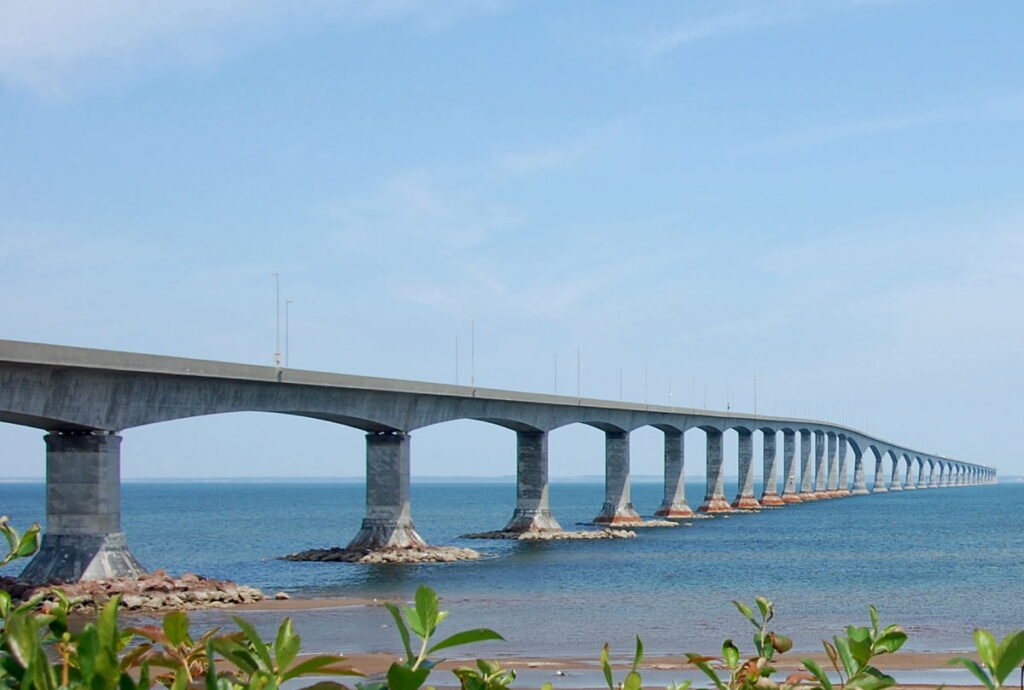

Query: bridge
left=0, top=339, right=995, bottom=582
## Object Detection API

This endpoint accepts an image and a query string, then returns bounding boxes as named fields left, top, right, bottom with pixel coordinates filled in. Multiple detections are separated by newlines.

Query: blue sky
left=2, top=0, right=1023, bottom=479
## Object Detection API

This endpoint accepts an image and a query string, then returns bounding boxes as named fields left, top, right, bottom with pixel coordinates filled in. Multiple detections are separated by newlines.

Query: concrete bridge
left=0, top=339, right=995, bottom=582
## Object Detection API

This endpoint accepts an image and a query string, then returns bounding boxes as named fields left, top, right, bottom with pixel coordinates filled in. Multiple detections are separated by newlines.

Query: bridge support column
left=655, top=429, right=694, bottom=518
left=798, top=431, right=817, bottom=500
left=835, top=434, right=851, bottom=496
left=873, top=456, right=888, bottom=492
left=760, top=431, right=784, bottom=506
left=903, top=458, right=916, bottom=490
left=21, top=431, right=145, bottom=583
left=813, top=431, right=830, bottom=498
left=699, top=429, right=732, bottom=513
left=889, top=457, right=903, bottom=491
left=732, top=429, right=760, bottom=509
left=851, top=448, right=869, bottom=494
left=594, top=430, right=641, bottom=525
left=927, top=461, right=937, bottom=488
left=347, top=431, right=426, bottom=551
left=916, top=460, right=928, bottom=489
left=504, top=430, right=562, bottom=533
left=826, top=433, right=839, bottom=497
left=780, top=430, right=801, bottom=503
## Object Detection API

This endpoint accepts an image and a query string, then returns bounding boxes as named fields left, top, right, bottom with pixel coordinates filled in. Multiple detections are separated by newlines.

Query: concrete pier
left=889, top=455, right=903, bottom=491
left=760, top=431, right=785, bottom=506
left=20, top=432, right=146, bottom=583
left=594, top=430, right=641, bottom=524
left=852, top=448, right=869, bottom=494
left=504, top=430, right=562, bottom=533
left=780, top=430, right=801, bottom=503
left=813, top=431, right=829, bottom=498
left=799, top=430, right=817, bottom=500
left=835, top=434, right=851, bottom=496
left=873, top=455, right=888, bottom=492
left=927, top=460, right=938, bottom=487
left=347, top=431, right=427, bottom=550
left=916, top=458, right=928, bottom=489
left=699, top=429, right=732, bottom=513
left=826, top=432, right=839, bottom=496
left=655, top=429, right=694, bottom=518
left=902, top=456, right=916, bottom=490
left=732, top=429, right=760, bottom=509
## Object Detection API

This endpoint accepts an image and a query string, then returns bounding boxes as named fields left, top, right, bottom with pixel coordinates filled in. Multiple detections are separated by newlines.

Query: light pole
left=272, top=273, right=281, bottom=368
left=455, top=335, right=460, bottom=385
left=470, top=319, right=476, bottom=387
left=285, top=299, right=294, bottom=368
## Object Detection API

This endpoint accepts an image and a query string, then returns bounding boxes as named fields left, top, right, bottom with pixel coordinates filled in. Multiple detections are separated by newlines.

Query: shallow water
left=2, top=480, right=1021, bottom=659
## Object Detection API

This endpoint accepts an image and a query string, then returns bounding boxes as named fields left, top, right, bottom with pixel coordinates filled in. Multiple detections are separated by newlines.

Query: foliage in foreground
left=2, top=516, right=1024, bottom=690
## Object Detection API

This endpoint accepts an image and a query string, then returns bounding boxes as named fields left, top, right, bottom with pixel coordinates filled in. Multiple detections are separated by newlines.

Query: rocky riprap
left=462, top=529, right=637, bottom=540
left=0, top=569, right=265, bottom=613
left=282, top=545, right=482, bottom=564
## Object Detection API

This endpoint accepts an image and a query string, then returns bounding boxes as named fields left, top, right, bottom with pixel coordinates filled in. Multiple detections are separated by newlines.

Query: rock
left=282, top=545, right=482, bottom=564
left=274, top=591, right=291, bottom=600
left=462, top=528, right=637, bottom=541
left=122, top=594, right=145, bottom=610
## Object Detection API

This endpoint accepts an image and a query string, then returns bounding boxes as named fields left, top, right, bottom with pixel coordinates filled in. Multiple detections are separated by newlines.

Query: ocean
left=2, top=480, right=1021, bottom=662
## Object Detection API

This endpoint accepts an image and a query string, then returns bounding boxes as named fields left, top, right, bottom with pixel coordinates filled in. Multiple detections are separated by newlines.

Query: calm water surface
left=2, top=481, right=1021, bottom=658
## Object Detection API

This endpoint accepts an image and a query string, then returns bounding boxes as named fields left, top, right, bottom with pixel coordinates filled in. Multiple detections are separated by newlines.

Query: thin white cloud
left=762, top=92, right=1024, bottom=149
left=496, top=120, right=624, bottom=174
left=0, top=0, right=501, bottom=96
left=645, top=0, right=905, bottom=56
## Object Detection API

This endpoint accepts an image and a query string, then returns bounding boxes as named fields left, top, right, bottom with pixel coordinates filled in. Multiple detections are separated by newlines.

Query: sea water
left=2, top=481, right=1022, bottom=660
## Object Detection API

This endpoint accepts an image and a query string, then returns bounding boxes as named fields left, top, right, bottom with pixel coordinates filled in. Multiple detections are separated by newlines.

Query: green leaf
left=733, top=600, right=757, bottom=626
left=823, top=640, right=840, bottom=675
left=834, top=636, right=858, bottom=678
left=770, top=634, right=793, bottom=654
left=994, top=631, right=1024, bottom=684
left=385, top=603, right=414, bottom=662
left=633, top=635, right=644, bottom=671
left=845, top=628, right=872, bottom=666
left=801, top=658, right=833, bottom=690
left=427, top=628, right=503, bottom=655
left=624, top=670, right=643, bottom=690
left=872, top=630, right=907, bottom=655
left=163, top=611, right=190, bottom=647
left=387, top=662, right=430, bottom=690
left=275, top=618, right=302, bottom=671
left=755, top=597, right=772, bottom=622
left=688, top=658, right=728, bottom=690
left=233, top=616, right=274, bottom=670
left=405, top=606, right=426, bottom=639
left=170, top=666, right=189, bottom=690
left=601, top=643, right=614, bottom=690
left=869, top=606, right=879, bottom=636
left=845, top=667, right=896, bottom=690
left=414, top=586, right=440, bottom=637
left=975, top=629, right=998, bottom=671
left=949, top=657, right=995, bottom=690
left=722, top=640, right=740, bottom=670
left=205, top=641, right=220, bottom=690
left=15, top=524, right=40, bottom=558
left=282, top=656, right=362, bottom=682
left=212, top=639, right=259, bottom=675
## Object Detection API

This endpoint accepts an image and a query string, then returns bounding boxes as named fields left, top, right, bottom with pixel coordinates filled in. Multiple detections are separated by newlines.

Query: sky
left=1, top=0, right=1023, bottom=480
